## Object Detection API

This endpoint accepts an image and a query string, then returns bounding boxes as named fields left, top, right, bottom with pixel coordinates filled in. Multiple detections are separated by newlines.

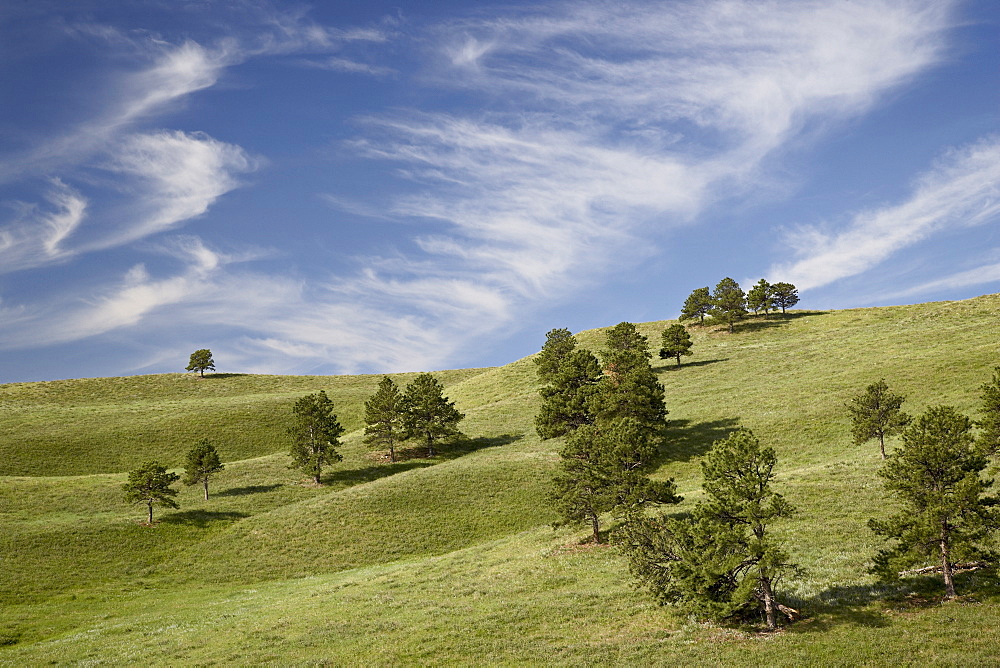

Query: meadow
left=2, top=294, right=1000, bottom=665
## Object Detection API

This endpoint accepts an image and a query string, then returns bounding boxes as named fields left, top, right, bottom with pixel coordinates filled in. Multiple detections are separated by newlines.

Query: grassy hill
left=2, top=295, right=1000, bottom=665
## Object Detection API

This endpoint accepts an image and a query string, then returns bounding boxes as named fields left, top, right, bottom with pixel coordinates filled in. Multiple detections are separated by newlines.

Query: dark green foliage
left=847, top=379, right=911, bottom=459
left=182, top=439, right=224, bottom=501
left=659, top=324, right=693, bottom=367
left=364, top=376, right=405, bottom=462
left=619, top=428, right=797, bottom=630
left=402, top=373, right=465, bottom=457
left=977, top=367, right=1000, bottom=456
left=185, top=349, right=215, bottom=377
left=123, top=461, right=180, bottom=524
left=770, top=282, right=799, bottom=315
left=679, top=287, right=712, bottom=324
left=869, top=406, right=999, bottom=599
left=550, top=323, right=676, bottom=542
left=551, top=420, right=680, bottom=543
left=535, top=328, right=577, bottom=383
left=288, top=390, right=344, bottom=484
left=747, top=279, right=774, bottom=316
left=535, top=348, right=601, bottom=440
left=591, top=323, right=667, bottom=432
left=710, top=278, right=747, bottom=333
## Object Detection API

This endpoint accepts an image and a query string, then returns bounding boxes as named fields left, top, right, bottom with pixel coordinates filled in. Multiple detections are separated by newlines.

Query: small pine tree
left=185, top=349, right=215, bottom=377
left=364, top=376, right=405, bottom=462
left=710, top=278, right=747, bottom=333
left=123, top=461, right=180, bottom=524
left=183, top=439, right=224, bottom=500
left=747, top=279, right=774, bottom=317
left=847, top=379, right=911, bottom=459
left=869, top=406, right=999, bottom=599
left=402, top=373, right=464, bottom=457
left=288, top=390, right=344, bottom=484
left=770, top=282, right=799, bottom=315
left=977, top=367, right=1000, bottom=456
left=679, top=287, right=713, bottom=324
left=659, top=324, right=693, bottom=368
left=619, top=428, right=797, bottom=631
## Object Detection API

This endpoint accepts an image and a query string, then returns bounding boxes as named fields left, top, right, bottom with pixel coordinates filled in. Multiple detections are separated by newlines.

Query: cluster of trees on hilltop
left=680, top=278, right=798, bottom=332
left=532, top=322, right=1000, bottom=631
left=123, top=371, right=464, bottom=522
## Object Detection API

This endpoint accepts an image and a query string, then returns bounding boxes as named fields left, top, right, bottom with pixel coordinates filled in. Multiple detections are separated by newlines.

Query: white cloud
left=312, top=0, right=957, bottom=371
left=769, top=137, right=1000, bottom=290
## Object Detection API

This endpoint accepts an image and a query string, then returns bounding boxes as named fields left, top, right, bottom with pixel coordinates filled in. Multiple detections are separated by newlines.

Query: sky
left=1, top=0, right=999, bottom=382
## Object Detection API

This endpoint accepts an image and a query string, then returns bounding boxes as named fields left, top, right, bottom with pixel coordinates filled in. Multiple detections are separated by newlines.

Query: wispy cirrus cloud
left=768, top=136, right=1000, bottom=291
left=304, top=0, right=958, bottom=371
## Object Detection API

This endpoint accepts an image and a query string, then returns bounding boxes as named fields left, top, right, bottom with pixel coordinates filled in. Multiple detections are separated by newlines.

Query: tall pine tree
left=364, top=376, right=405, bottom=462
left=288, top=390, right=344, bottom=484
left=402, top=373, right=464, bottom=457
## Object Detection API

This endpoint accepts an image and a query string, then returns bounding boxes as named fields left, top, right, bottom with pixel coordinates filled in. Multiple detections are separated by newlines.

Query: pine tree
left=659, top=324, right=693, bottom=368
left=679, top=287, right=713, bottom=324
left=619, top=429, right=798, bottom=631
left=288, top=390, right=344, bottom=484
left=183, top=439, right=224, bottom=500
left=847, top=379, right=911, bottom=459
left=535, top=328, right=577, bottom=383
left=535, top=348, right=601, bottom=440
left=123, top=461, right=180, bottom=524
left=402, top=373, right=464, bottom=457
left=869, top=406, right=999, bottom=599
left=185, top=349, right=215, bottom=377
left=710, top=277, right=747, bottom=333
left=976, top=367, right=1000, bottom=456
left=551, top=420, right=680, bottom=543
left=770, top=282, right=799, bottom=315
left=591, top=322, right=667, bottom=432
left=747, top=279, right=774, bottom=317
left=364, top=376, right=405, bottom=462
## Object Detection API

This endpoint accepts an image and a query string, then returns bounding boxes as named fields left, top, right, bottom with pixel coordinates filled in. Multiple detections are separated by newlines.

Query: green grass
left=3, top=294, right=1000, bottom=664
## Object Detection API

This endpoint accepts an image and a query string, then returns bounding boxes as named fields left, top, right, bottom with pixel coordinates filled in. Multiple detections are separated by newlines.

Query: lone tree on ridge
left=186, top=349, right=215, bottom=377
left=123, top=461, right=180, bottom=524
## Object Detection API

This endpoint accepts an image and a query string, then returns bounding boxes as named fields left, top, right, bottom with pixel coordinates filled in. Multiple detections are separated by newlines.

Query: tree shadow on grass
left=200, top=373, right=250, bottom=379
left=655, top=357, right=729, bottom=372
left=654, top=417, right=742, bottom=466
left=792, top=569, right=1000, bottom=633
left=160, top=510, right=249, bottom=528
left=217, top=483, right=283, bottom=497
left=321, top=459, right=435, bottom=485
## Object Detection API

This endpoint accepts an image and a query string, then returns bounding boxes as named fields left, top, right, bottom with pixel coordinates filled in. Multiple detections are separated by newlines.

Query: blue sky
left=1, top=0, right=999, bottom=382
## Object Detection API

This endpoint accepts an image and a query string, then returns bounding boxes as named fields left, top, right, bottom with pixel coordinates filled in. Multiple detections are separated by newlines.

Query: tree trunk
left=203, top=478, right=210, bottom=501
left=147, top=500, right=154, bottom=524
left=675, top=355, right=681, bottom=368
left=389, top=444, right=396, bottom=463
left=879, top=434, right=886, bottom=459
left=760, top=573, right=778, bottom=631
left=590, top=510, right=602, bottom=544
left=314, top=470, right=322, bottom=485
left=941, top=534, right=956, bottom=599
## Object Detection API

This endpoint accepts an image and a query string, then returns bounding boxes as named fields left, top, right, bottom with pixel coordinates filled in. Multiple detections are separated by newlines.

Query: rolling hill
left=2, top=295, right=1000, bottom=665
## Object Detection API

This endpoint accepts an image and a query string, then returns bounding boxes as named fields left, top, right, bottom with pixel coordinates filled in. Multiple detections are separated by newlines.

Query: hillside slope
left=3, top=294, right=1000, bottom=664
